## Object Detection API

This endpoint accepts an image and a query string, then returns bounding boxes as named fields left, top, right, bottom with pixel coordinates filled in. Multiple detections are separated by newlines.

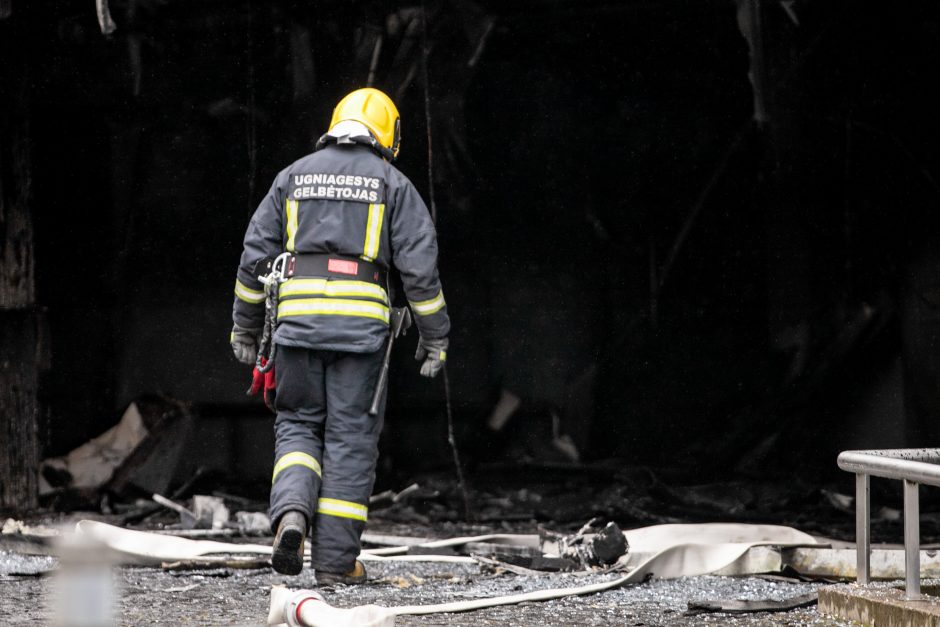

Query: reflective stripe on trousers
left=317, top=497, right=368, bottom=522
left=272, top=451, right=322, bottom=482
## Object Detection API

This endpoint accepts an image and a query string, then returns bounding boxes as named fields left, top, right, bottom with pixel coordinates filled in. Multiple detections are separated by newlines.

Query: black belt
left=254, top=254, right=386, bottom=286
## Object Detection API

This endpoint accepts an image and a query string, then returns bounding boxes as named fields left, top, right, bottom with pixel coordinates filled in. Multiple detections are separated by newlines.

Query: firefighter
left=230, top=87, right=450, bottom=584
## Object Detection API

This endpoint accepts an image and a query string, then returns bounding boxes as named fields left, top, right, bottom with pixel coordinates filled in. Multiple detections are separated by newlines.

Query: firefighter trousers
left=269, top=343, right=386, bottom=574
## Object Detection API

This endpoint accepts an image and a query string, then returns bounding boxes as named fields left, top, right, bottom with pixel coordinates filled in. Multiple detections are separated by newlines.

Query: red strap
left=295, top=595, right=320, bottom=624
left=263, top=364, right=277, bottom=412
left=248, top=358, right=268, bottom=397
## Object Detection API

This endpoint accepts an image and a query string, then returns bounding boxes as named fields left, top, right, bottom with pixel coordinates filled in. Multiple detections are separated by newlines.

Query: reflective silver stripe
left=279, top=278, right=388, bottom=304
left=277, top=298, right=390, bottom=324
left=235, top=279, right=265, bottom=304
left=286, top=199, right=299, bottom=252
left=410, top=290, right=446, bottom=315
left=317, top=497, right=368, bottom=522
left=272, top=451, right=322, bottom=483
left=361, top=203, right=385, bottom=262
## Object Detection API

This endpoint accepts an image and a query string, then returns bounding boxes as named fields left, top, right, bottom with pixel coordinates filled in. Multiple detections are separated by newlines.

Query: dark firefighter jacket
left=232, top=143, right=449, bottom=353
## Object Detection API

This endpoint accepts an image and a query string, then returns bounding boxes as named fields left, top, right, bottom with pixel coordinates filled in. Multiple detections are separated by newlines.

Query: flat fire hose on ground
left=70, top=520, right=820, bottom=624
left=74, top=520, right=816, bottom=568
left=267, top=576, right=636, bottom=627
left=72, top=521, right=477, bottom=566
left=266, top=523, right=819, bottom=626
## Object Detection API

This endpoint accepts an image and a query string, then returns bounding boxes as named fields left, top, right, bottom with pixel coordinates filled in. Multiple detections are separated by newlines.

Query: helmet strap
left=316, top=132, right=395, bottom=161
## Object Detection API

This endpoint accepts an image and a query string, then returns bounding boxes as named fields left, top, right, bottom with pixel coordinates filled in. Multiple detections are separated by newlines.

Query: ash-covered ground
left=1, top=545, right=843, bottom=626
left=4, top=464, right=923, bottom=626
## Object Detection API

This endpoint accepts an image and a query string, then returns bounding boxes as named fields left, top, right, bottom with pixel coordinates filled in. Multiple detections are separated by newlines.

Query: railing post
left=904, top=479, right=921, bottom=599
left=856, top=473, right=870, bottom=584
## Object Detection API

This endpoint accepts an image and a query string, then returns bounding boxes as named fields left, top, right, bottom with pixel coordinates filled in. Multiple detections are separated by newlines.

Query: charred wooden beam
left=0, top=312, right=45, bottom=513
left=0, top=88, right=34, bottom=309
left=0, top=11, right=42, bottom=513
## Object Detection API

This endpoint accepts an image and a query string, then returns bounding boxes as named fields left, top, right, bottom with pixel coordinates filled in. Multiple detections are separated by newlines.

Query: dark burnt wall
left=12, top=0, right=940, bottom=478
left=1, top=6, right=43, bottom=510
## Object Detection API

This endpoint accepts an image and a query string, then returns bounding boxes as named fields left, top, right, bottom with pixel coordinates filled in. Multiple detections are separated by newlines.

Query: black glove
left=415, top=336, right=448, bottom=378
left=231, top=324, right=262, bottom=365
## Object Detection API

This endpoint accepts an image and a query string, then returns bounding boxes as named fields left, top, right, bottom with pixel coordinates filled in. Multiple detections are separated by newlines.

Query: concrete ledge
left=819, top=583, right=940, bottom=626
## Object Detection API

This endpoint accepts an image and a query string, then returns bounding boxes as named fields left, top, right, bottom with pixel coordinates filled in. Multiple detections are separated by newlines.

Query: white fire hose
left=267, top=523, right=821, bottom=626
left=69, top=520, right=819, bottom=626
left=267, top=575, right=635, bottom=627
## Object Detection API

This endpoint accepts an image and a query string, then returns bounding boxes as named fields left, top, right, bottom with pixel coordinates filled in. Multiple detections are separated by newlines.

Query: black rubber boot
left=315, top=560, right=368, bottom=586
left=272, top=511, right=307, bottom=575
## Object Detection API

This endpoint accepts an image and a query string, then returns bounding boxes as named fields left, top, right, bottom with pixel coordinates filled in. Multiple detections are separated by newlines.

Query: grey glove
left=231, top=324, right=262, bottom=365
left=415, top=336, right=448, bottom=378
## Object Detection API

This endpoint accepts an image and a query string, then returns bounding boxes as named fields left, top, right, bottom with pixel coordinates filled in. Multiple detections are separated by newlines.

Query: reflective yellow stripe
left=440, top=350, right=447, bottom=362
left=361, top=203, right=385, bottom=262
left=410, top=290, right=446, bottom=316
left=272, top=452, right=322, bottom=483
left=280, top=278, right=388, bottom=304
left=235, top=279, right=265, bottom=304
left=278, top=298, right=390, bottom=324
left=317, top=497, right=368, bottom=522
left=286, top=199, right=299, bottom=252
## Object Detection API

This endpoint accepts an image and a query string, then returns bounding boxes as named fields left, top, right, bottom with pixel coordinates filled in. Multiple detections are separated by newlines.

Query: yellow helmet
left=329, top=88, right=401, bottom=159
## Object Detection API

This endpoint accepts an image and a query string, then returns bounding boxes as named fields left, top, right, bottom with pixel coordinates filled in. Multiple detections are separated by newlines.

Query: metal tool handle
left=369, top=307, right=411, bottom=416
left=369, top=336, right=396, bottom=416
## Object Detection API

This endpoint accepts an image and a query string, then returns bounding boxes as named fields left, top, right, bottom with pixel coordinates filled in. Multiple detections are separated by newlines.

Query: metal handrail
left=837, top=448, right=940, bottom=599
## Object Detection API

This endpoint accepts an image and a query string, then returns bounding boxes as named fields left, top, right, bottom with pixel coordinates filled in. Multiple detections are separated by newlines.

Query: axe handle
left=369, top=308, right=411, bottom=416
left=369, top=328, right=397, bottom=416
